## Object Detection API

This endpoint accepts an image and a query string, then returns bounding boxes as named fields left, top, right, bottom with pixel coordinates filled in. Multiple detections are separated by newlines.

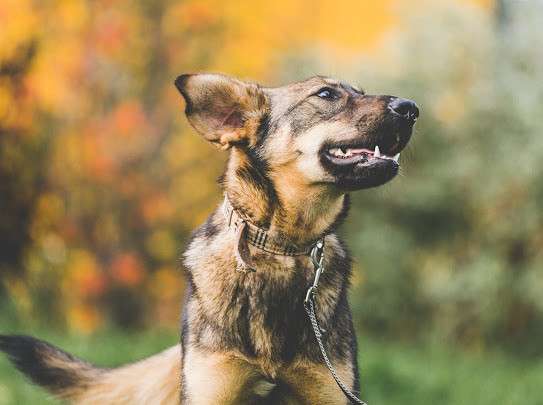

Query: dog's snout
left=388, top=98, right=419, bottom=122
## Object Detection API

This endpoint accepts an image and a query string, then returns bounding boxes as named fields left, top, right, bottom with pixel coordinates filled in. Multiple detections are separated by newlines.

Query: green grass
left=0, top=329, right=542, bottom=404
left=360, top=337, right=543, bottom=405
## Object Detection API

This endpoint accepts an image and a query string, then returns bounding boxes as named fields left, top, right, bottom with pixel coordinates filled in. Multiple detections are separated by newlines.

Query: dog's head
left=175, top=74, right=418, bottom=193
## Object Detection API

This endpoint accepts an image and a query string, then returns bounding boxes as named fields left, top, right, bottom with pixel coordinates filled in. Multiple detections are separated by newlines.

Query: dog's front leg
left=181, top=347, right=267, bottom=405
left=281, top=360, right=356, bottom=405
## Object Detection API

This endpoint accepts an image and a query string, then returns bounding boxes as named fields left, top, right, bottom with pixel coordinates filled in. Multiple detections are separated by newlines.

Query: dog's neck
left=223, top=148, right=347, bottom=246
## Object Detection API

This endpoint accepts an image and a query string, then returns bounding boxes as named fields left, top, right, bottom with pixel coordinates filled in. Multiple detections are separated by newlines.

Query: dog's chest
left=224, top=262, right=312, bottom=360
left=185, top=232, right=349, bottom=370
left=189, top=254, right=316, bottom=364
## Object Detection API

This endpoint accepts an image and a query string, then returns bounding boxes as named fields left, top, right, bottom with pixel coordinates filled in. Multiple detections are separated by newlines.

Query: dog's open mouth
left=317, top=95, right=418, bottom=190
left=325, top=145, right=400, bottom=166
left=319, top=138, right=406, bottom=190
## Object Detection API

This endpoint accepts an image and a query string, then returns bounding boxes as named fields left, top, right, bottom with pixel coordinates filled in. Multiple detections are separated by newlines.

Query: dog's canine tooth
left=393, top=153, right=400, bottom=163
left=374, top=145, right=381, bottom=158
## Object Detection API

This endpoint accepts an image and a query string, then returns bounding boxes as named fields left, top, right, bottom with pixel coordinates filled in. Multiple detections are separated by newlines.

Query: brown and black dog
left=0, top=73, right=418, bottom=404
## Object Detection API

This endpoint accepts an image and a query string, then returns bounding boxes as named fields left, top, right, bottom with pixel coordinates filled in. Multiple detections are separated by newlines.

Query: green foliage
left=341, top=3, right=543, bottom=353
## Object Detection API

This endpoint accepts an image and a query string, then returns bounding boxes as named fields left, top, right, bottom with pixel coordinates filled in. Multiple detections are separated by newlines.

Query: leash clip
left=305, top=239, right=325, bottom=304
left=310, top=239, right=325, bottom=269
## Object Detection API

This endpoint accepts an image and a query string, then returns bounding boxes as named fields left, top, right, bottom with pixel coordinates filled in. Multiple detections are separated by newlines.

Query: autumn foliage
left=4, top=0, right=543, bottom=356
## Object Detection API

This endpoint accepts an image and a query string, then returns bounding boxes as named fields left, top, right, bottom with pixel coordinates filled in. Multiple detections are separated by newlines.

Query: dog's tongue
left=350, top=148, right=373, bottom=156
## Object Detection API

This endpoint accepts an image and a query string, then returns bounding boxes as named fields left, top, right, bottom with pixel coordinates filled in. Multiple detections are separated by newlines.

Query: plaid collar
left=222, top=197, right=319, bottom=256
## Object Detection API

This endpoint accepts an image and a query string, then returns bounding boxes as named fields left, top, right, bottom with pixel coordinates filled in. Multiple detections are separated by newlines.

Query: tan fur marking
left=183, top=348, right=271, bottom=404
left=70, top=346, right=180, bottom=404
left=282, top=360, right=355, bottom=405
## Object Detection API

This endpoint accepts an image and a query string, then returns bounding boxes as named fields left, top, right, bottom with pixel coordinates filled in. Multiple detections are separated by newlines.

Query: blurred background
left=1, top=0, right=543, bottom=403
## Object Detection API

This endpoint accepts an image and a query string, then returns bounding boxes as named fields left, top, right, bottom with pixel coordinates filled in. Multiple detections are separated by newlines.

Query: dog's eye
left=315, top=88, right=339, bottom=100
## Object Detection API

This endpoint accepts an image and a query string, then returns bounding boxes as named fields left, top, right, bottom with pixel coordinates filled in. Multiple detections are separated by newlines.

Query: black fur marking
left=200, top=215, right=219, bottom=239
left=242, top=253, right=349, bottom=363
left=248, top=151, right=274, bottom=190
left=235, top=165, right=268, bottom=199
left=231, top=151, right=278, bottom=227
left=255, top=264, right=309, bottom=362
left=0, top=335, right=88, bottom=391
left=233, top=284, right=257, bottom=358
left=351, top=326, right=361, bottom=396
left=174, top=74, right=194, bottom=114
left=255, top=113, right=271, bottom=145
left=186, top=209, right=222, bottom=249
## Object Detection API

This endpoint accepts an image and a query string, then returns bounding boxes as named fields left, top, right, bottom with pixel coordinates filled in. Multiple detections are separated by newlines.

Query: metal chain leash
left=304, top=240, right=368, bottom=405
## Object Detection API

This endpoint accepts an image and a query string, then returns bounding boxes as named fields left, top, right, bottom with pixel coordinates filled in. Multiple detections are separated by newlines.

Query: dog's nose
left=388, top=98, right=419, bottom=122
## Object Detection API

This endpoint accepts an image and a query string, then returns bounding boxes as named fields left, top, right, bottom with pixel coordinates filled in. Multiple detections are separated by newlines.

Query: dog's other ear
left=174, top=74, right=268, bottom=150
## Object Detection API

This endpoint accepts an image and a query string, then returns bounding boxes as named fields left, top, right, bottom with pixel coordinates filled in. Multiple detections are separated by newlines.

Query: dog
left=0, top=73, right=418, bottom=404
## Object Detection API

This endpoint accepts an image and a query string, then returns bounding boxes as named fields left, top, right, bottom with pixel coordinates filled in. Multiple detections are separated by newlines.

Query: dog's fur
left=1, top=74, right=418, bottom=404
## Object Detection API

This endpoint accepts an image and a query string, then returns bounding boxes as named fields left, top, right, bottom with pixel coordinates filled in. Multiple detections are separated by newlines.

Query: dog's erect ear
left=174, top=74, right=268, bottom=149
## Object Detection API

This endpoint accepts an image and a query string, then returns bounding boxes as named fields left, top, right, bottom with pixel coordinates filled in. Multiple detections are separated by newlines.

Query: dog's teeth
left=329, top=147, right=357, bottom=158
left=374, top=145, right=381, bottom=158
left=393, top=153, right=400, bottom=163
